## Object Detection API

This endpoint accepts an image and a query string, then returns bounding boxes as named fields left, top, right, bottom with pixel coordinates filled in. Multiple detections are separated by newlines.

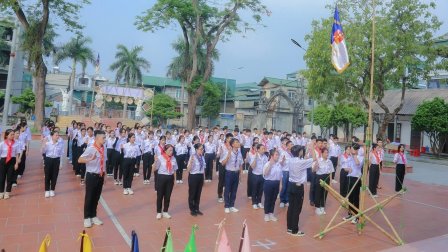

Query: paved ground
left=1, top=141, right=448, bottom=251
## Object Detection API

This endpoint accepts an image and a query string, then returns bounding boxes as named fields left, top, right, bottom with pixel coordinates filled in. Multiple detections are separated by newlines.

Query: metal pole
left=2, top=19, right=19, bottom=129
left=150, top=88, right=154, bottom=126
left=310, top=100, right=314, bottom=134
left=223, top=78, right=227, bottom=113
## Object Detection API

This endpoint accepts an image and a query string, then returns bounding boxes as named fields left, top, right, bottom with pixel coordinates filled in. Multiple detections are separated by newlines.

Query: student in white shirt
left=153, top=144, right=178, bottom=219
left=393, top=144, right=407, bottom=193
left=11, top=128, right=24, bottom=187
left=368, top=143, right=381, bottom=197
left=142, top=131, right=156, bottom=184
left=112, top=129, right=127, bottom=185
left=121, top=133, right=140, bottom=195
left=0, top=129, right=21, bottom=199
left=376, top=138, right=385, bottom=189
left=134, top=126, right=144, bottom=177
left=175, top=135, right=188, bottom=184
left=263, top=149, right=284, bottom=222
left=313, top=147, right=334, bottom=215
left=76, top=128, right=89, bottom=184
left=328, top=135, right=341, bottom=184
left=187, top=143, right=206, bottom=216
left=220, top=137, right=244, bottom=213
left=105, top=130, right=117, bottom=176
left=216, top=133, right=233, bottom=202
left=248, top=143, right=268, bottom=209
left=41, top=130, right=64, bottom=198
left=338, top=146, right=353, bottom=198
left=17, top=122, right=31, bottom=179
left=204, top=135, right=216, bottom=182
left=343, top=144, right=364, bottom=224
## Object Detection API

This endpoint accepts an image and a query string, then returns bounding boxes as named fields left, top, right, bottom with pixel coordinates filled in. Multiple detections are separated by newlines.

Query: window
left=308, top=98, right=313, bottom=106
left=288, top=91, right=296, bottom=100
left=175, top=89, right=181, bottom=99
left=175, top=107, right=181, bottom=113
left=395, top=123, right=402, bottom=142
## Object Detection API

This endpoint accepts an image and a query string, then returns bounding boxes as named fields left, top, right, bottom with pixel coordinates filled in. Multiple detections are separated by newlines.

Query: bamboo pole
left=214, top=218, right=226, bottom=252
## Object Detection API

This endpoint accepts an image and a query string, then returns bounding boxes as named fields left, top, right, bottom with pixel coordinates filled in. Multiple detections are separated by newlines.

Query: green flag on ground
left=161, top=227, right=174, bottom=252
left=184, top=225, right=199, bottom=252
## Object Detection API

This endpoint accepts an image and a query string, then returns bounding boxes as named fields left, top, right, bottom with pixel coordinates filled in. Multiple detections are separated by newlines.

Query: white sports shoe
left=44, top=191, right=50, bottom=198
left=269, top=214, right=278, bottom=222
left=162, top=212, right=171, bottom=219
left=264, top=214, right=270, bottom=222
left=224, top=208, right=230, bottom=214
left=279, top=203, right=285, bottom=208
left=123, top=189, right=129, bottom=195
left=156, top=213, right=162, bottom=220
left=84, top=218, right=92, bottom=228
left=128, top=188, right=134, bottom=195
left=91, top=217, right=103, bottom=225
left=230, top=207, right=239, bottom=213
left=252, top=204, right=258, bottom=210
left=258, top=203, right=264, bottom=209
left=49, top=191, right=55, bottom=197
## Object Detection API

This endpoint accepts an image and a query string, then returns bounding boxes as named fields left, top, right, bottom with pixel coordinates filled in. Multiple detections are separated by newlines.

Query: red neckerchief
left=372, top=151, right=380, bottom=164
left=5, top=140, right=14, bottom=163
left=162, top=153, right=172, bottom=173
left=159, top=144, right=165, bottom=154
left=399, top=152, right=406, bottom=164
left=315, top=147, right=322, bottom=158
left=343, top=153, right=349, bottom=159
left=93, top=142, right=105, bottom=176
left=250, top=148, right=256, bottom=155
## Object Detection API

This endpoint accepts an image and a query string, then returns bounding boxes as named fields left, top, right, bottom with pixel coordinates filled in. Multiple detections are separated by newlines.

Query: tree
left=412, top=97, right=448, bottom=156
left=110, top=44, right=150, bottom=118
left=136, top=0, right=269, bottom=129
left=309, top=104, right=333, bottom=137
left=1, top=0, right=89, bottom=129
left=330, top=104, right=367, bottom=141
left=54, top=36, right=95, bottom=112
left=303, top=0, right=441, bottom=140
left=11, top=88, right=52, bottom=113
left=201, top=81, right=222, bottom=125
left=0, top=25, right=10, bottom=66
left=146, top=93, right=182, bottom=126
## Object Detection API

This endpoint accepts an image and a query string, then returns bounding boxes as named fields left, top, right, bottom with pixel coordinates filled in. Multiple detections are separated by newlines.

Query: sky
left=53, top=0, right=448, bottom=85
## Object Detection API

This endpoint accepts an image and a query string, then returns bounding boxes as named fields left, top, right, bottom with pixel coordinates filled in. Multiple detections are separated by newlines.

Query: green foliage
left=309, top=105, right=332, bottom=136
left=0, top=90, right=4, bottom=100
left=412, top=97, right=448, bottom=155
left=110, top=44, right=150, bottom=85
left=54, top=36, right=95, bottom=73
left=145, top=93, right=182, bottom=125
left=11, top=88, right=52, bottom=113
left=201, top=82, right=222, bottom=118
left=0, top=26, right=10, bottom=66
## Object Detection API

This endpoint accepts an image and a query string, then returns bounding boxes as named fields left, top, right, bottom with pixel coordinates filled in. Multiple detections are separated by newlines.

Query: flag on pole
left=216, top=227, right=232, bottom=252
left=161, top=227, right=174, bottom=252
left=184, top=225, right=198, bottom=252
left=238, top=221, right=250, bottom=252
left=95, top=53, right=100, bottom=75
left=79, top=230, right=93, bottom=252
left=38, top=234, right=51, bottom=252
left=131, top=230, right=139, bottom=252
left=331, top=6, right=350, bottom=73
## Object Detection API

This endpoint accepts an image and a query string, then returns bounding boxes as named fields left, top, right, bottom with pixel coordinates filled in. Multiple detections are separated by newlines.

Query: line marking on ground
left=380, top=193, right=448, bottom=212
left=99, top=196, right=131, bottom=247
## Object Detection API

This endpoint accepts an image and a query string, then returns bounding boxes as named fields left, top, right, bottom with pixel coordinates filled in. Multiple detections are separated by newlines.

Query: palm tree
left=54, top=36, right=95, bottom=113
left=110, top=44, right=150, bottom=118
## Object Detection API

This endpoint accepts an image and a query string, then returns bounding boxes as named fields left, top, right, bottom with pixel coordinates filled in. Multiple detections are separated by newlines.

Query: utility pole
left=2, top=19, right=20, bottom=129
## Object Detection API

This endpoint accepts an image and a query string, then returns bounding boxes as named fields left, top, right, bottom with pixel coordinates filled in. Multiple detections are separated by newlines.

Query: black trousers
left=309, top=171, right=316, bottom=204
left=18, top=148, right=27, bottom=176
left=112, top=151, right=123, bottom=180
left=134, top=155, right=141, bottom=174
left=330, top=156, right=338, bottom=180
left=175, top=154, right=187, bottom=181
left=122, top=158, right=136, bottom=188
left=369, top=164, right=380, bottom=195
left=217, top=161, right=226, bottom=198
left=204, top=153, right=215, bottom=180
left=314, top=174, right=330, bottom=208
left=0, top=158, right=15, bottom=193
left=395, top=164, right=406, bottom=192
left=156, top=174, right=174, bottom=213
left=241, top=148, right=250, bottom=170
left=247, top=167, right=253, bottom=197
left=251, top=174, right=264, bottom=205
left=287, top=182, right=304, bottom=233
left=347, top=176, right=361, bottom=215
left=84, top=172, right=104, bottom=219
left=142, top=152, right=154, bottom=180
left=188, top=173, right=204, bottom=212
left=44, top=157, right=60, bottom=191
left=106, top=148, right=114, bottom=175
left=339, top=168, right=349, bottom=198
left=73, top=145, right=80, bottom=174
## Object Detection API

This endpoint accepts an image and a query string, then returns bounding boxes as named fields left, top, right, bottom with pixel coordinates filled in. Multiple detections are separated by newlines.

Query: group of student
left=3, top=120, right=409, bottom=236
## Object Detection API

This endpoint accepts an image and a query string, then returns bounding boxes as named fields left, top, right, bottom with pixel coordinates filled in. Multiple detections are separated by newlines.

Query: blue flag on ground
left=131, top=230, right=139, bottom=252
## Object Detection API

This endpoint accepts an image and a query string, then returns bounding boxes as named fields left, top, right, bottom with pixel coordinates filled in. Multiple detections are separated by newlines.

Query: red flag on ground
left=216, top=227, right=232, bottom=252
left=238, top=221, right=251, bottom=252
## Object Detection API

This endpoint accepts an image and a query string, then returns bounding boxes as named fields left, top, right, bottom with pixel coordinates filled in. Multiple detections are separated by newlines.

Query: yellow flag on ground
left=79, top=230, right=93, bottom=252
left=38, top=234, right=51, bottom=252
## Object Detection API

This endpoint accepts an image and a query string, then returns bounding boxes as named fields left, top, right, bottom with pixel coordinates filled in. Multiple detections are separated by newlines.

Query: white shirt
left=204, top=142, right=216, bottom=154
left=189, top=154, right=206, bottom=174
left=122, top=142, right=140, bottom=158
left=242, top=135, right=252, bottom=149
left=155, top=155, right=178, bottom=175
left=143, top=139, right=157, bottom=154
left=369, top=151, right=381, bottom=165
left=175, top=142, right=188, bottom=155
left=42, top=140, right=64, bottom=158
left=105, top=137, right=117, bottom=149
left=314, top=158, right=335, bottom=175
left=288, top=157, right=314, bottom=184
left=247, top=152, right=268, bottom=176
left=220, top=148, right=243, bottom=172
left=329, top=140, right=341, bottom=157
left=348, top=155, right=364, bottom=178
left=80, top=145, right=107, bottom=174
left=393, top=153, right=407, bottom=165
left=154, top=144, right=165, bottom=157
left=339, top=153, right=353, bottom=169
left=279, top=147, right=293, bottom=171
left=263, top=162, right=283, bottom=181
left=114, top=137, right=127, bottom=152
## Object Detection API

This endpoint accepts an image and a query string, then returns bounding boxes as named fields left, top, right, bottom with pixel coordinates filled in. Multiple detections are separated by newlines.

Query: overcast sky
left=53, top=0, right=448, bottom=84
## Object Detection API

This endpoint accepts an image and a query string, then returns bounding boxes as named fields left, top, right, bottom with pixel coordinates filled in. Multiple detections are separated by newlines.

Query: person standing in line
left=309, top=136, right=322, bottom=206
left=204, top=135, right=216, bottom=182
left=343, top=144, right=363, bottom=224
left=368, top=143, right=381, bottom=198
left=262, top=149, right=284, bottom=222
left=279, top=139, right=293, bottom=208
left=376, top=138, right=384, bottom=189
left=0, top=129, right=21, bottom=199
left=79, top=128, right=93, bottom=185
left=121, top=133, right=139, bottom=195
left=328, top=135, right=340, bottom=184
left=220, top=138, right=244, bottom=214
left=105, top=130, right=117, bottom=177
left=142, top=131, right=156, bottom=185
left=134, top=126, right=144, bottom=177
left=248, top=143, right=267, bottom=209
left=114, top=122, right=122, bottom=137
left=75, top=128, right=87, bottom=178
left=241, top=129, right=252, bottom=174
left=41, top=130, right=64, bottom=198
left=153, top=144, right=178, bottom=219
left=216, top=133, right=233, bottom=203
left=153, top=135, right=166, bottom=191
left=189, top=136, right=200, bottom=157
left=11, top=128, right=24, bottom=187
left=174, top=135, right=188, bottom=184
left=338, top=146, right=353, bottom=198
left=187, top=143, right=206, bottom=216
left=313, top=147, right=334, bottom=216
left=286, top=144, right=317, bottom=236
left=393, top=144, right=407, bottom=194
left=67, top=120, right=77, bottom=163
left=17, top=122, right=31, bottom=179
left=78, top=130, right=107, bottom=228
left=112, top=129, right=127, bottom=185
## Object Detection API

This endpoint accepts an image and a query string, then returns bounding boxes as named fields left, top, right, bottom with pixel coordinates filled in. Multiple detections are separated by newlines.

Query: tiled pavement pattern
left=1, top=140, right=448, bottom=251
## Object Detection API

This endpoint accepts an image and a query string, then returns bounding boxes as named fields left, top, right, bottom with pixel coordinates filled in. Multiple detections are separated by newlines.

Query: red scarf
left=93, top=142, right=104, bottom=176
left=372, top=151, right=380, bottom=164
left=162, top=153, right=172, bottom=173
left=315, top=147, right=322, bottom=158
left=199, top=135, right=205, bottom=144
left=399, top=152, right=406, bottom=164
left=343, top=153, right=349, bottom=159
left=250, top=148, right=256, bottom=155
left=5, top=140, right=14, bottom=163
left=159, top=144, right=165, bottom=155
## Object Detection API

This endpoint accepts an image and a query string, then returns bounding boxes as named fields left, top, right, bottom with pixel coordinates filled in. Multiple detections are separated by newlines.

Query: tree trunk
left=377, top=113, right=394, bottom=141
left=34, top=59, right=47, bottom=131
left=187, top=94, right=197, bottom=130
left=68, top=60, right=76, bottom=114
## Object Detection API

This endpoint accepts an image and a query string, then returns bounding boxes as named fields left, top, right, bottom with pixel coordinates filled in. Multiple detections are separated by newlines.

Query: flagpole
left=238, top=219, right=247, bottom=252
left=214, top=218, right=226, bottom=252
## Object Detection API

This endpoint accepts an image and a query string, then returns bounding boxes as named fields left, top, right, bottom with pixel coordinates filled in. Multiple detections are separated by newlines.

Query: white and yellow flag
left=331, top=6, right=350, bottom=73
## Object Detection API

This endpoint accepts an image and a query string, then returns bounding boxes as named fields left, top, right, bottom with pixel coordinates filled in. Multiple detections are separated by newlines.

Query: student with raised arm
left=368, top=143, right=381, bottom=197
left=248, top=143, right=268, bottom=209
left=338, top=146, right=353, bottom=198
left=220, top=137, right=244, bottom=214
left=393, top=144, right=407, bottom=194
left=41, top=130, right=63, bottom=198
left=262, top=149, right=284, bottom=222
left=313, top=147, right=334, bottom=216
left=343, top=143, right=364, bottom=224
left=186, top=143, right=206, bottom=216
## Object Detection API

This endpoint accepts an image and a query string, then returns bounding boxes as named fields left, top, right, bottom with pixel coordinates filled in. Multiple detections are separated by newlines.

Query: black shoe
left=196, top=210, right=203, bottom=216
left=190, top=211, right=197, bottom=216
left=310, top=201, right=314, bottom=207
left=343, top=214, right=353, bottom=221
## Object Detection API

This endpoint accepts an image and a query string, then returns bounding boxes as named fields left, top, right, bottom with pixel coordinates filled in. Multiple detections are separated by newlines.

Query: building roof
left=259, top=77, right=299, bottom=88
left=236, top=82, right=259, bottom=90
left=372, top=88, right=448, bottom=115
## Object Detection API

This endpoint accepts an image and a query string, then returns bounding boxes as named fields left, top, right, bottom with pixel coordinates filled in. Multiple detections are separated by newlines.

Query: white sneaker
left=45, top=191, right=50, bottom=198
left=218, top=198, right=224, bottom=203
left=17, top=175, right=22, bottom=179
left=315, top=208, right=323, bottom=216
left=0, top=193, right=3, bottom=199
left=252, top=204, right=258, bottom=210
left=321, top=208, right=326, bottom=215
left=118, top=181, right=123, bottom=185
left=176, top=180, right=179, bottom=184
left=264, top=214, right=270, bottom=222
left=351, top=218, right=359, bottom=224
left=285, top=203, right=289, bottom=207
left=49, top=191, right=55, bottom=197
left=216, top=171, right=219, bottom=176
left=279, top=203, right=285, bottom=208
left=12, top=183, right=17, bottom=187
left=269, top=214, right=278, bottom=221
left=123, top=189, right=129, bottom=195
left=230, top=207, right=239, bottom=213
left=114, top=180, right=119, bottom=185
left=248, top=196, right=252, bottom=199
left=224, top=208, right=230, bottom=214
left=128, top=188, right=134, bottom=195
left=76, top=174, right=81, bottom=177
left=258, top=203, right=264, bottom=209
left=91, top=217, right=103, bottom=225
left=135, top=173, right=140, bottom=177
left=156, top=213, right=162, bottom=220
left=3, top=192, right=9, bottom=199
left=162, top=212, right=171, bottom=219
left=179, top=180, right=183, bottom=184
left=372, top=194, right=379, bottom=198
left=84, top=218, right=92, bottom=228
